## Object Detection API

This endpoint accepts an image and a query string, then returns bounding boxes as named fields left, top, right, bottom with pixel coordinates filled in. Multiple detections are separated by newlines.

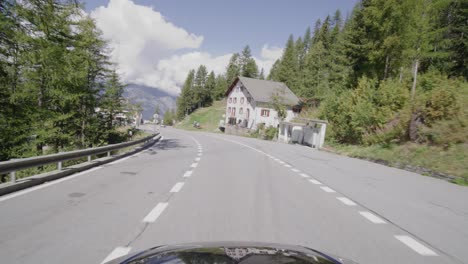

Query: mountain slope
left=175, top=100, right=225, bottom=132
left=124, top=84, right=177, bottom=119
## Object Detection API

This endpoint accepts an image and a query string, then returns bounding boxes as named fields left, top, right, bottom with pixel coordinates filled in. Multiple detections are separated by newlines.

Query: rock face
left=124, top=84, right=177, bottom=120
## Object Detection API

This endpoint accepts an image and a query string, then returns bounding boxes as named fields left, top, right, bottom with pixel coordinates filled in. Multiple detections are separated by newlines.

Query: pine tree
left=303, top=41, right=329, bottom=99
left=318, top=15, right=332, bottom=49
left=206, top=71, right=216, bottom=105
left=259, top=68, right=265, bottom=80
left=448, top=0, right=467, bottom=79
left=193, top=65, right=208, bottom=107
left=277, top=35, right=299, bottom=93
left=343, top=2, right=374, bottom=84
left=403, top=0, right=434, bottom=100
left=213, top=74, right=227, bottom=100
left=312, top=19, right=322, bottom=44
left=295, top=37, right=305, bottom=69
left=101, top=70, right=126, bottom=133
left=240, top=45, right=252, bottom=69
left=226, top=53, right=240, bottom=86
left=303, top=27, right=312, bottom=57
left=333, top=9, right=343, bottom=31
left=176, top=69, right=195, bottom=119
left=240, top=45, right=259, bottom=78
left=267, top=59, right=281, bottom=81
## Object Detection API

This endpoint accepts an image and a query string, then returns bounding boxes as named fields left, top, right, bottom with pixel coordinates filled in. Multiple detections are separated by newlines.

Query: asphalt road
left=0, top=127, right=467, bottom=264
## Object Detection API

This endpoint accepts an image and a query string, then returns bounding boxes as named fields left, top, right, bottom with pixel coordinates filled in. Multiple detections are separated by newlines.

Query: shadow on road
left=151, top=138, right=189, bottom=151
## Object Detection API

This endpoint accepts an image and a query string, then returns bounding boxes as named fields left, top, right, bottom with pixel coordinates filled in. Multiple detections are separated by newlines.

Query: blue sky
left=85, top=0, right=357, bottom=56
left=85, top=0, right=358, bottom=94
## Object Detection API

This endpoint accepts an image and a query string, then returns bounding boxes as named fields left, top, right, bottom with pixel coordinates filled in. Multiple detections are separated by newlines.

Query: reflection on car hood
left=106, top=242, right=358, bottom=264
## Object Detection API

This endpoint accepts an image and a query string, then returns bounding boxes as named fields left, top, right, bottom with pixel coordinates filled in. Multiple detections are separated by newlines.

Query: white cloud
left=255, top=44, right=283, bottom=75
left=260, top=44, right=283, bottom=61
left=90, top=0, right=202, bottom=94
left=91, top=0, right=283, bottom=95
left=138, top=52, right=233, bottom=94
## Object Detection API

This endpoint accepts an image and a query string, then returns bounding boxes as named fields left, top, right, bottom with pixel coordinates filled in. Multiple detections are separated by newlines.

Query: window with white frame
left=228, top=107, right=231, bottom=114
left=233, top=97, right=237, bottom=104
left=239, top=108, right=243, bottom=115
left=229, top=97, right=232, bottom=103
left=240, top=97, right=244, bottom=104
left=261, top=109, right=270, bottom=117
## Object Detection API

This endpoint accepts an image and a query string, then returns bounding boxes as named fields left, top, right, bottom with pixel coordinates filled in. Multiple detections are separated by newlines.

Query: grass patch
left=327, top=142, right=468, bottom=185
left=175, top=100, right=226, bottom=132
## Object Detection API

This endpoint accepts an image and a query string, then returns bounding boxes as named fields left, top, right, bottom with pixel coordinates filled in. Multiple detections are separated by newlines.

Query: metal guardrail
left=0, top=133, right=160, bottom=183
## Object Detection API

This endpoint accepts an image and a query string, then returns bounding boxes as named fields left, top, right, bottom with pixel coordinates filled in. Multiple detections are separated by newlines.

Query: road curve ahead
left=0, top=127, right=467, bottom=264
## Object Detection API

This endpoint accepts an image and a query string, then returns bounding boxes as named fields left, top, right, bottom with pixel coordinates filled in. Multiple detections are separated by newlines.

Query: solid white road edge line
left=143, top=202, right=168, bottom=223
left=309, top=179, right=322, bottom=184
left=108, top=156, right=132, bottom=165
left=300, top=173, right=310, bottom=178
left=284, top=164, right=292, bottom=168
left=359, top=211, right=387, bottom=224
left=190, top=163, right=198, bottom=168
left=0, top=166, right=103, bottom=203
left=100, top=247, right=131, bottom=264
left=291, top=168, right=300, bottom=173
left=170, top=182, right=184, bottom=193
left=320, top=186, right=336, bottom=193
left=183, top=171, right=193, bottom=177
left=337, top=197, right=357, bottom=206
left=395, top=235, right=438, bottom=256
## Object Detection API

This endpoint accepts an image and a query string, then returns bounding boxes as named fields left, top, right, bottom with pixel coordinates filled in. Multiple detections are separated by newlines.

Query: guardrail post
left=10, top=171, right=16, bottom=183
left=107, top=151, right=111, bottom=157
left=57, top=161, right=62, bottom=171
left=87, top=155, right=91, bottom=162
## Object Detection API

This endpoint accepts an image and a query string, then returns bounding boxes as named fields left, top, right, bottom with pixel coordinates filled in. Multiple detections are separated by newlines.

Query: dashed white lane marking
left=337, top=197, right=357, bottom=206
left=300, top=173, right=310, bottom=178
left=359, top=211, right=387, bottom=224
left=284, top=164, right=292, bottom=168
left=170, top=182, right=184, bottom=193
left=320, top=186, right=336, bottom=193
left=101, top=247, right=131, bottom=264
left=183, top=171, right=193, bottom=178
left=143, top=202, right=168, bottom=223
left=197, top=153, right=202, bottom=156
left=291, top=168, right=300, bottom=173
left=395, top=235, right=438, bottom=256
left=0, top=166, right=103, bottom=203
left=195, top=157, right=201, bottom=161
left=309, top=179, right=322, bottom=184
left=190, top=163, right=198, bottom=168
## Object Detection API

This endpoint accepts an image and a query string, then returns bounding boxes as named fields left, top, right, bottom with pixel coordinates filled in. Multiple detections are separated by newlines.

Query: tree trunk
left=383, top=55, right=390, bottom=80
left=411, top=59, right=419, bottom=100
left=399, top=67, right=403, bottom=83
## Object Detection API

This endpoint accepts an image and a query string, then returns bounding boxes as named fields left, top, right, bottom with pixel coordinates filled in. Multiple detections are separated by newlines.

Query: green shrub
left=320, top=77, right=409, bottom=145
left=415, top=72, right=468, bottom=145
left=264, top=126, right=278, bottom=140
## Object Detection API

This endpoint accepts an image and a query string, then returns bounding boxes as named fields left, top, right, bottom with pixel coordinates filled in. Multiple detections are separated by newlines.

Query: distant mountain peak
left=124, top=84, right=177, bottom=119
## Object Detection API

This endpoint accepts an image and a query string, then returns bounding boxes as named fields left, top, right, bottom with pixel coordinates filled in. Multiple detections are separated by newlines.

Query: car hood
left=105, top=242, right=358, bottom=264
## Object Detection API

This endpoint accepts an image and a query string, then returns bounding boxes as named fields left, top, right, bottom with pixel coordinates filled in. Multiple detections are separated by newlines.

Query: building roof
left=226, top=77, right=300, bottom=106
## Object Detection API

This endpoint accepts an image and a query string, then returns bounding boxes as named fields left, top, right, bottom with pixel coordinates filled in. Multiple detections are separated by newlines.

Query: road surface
left=0, top=127, right=467, bottom=264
